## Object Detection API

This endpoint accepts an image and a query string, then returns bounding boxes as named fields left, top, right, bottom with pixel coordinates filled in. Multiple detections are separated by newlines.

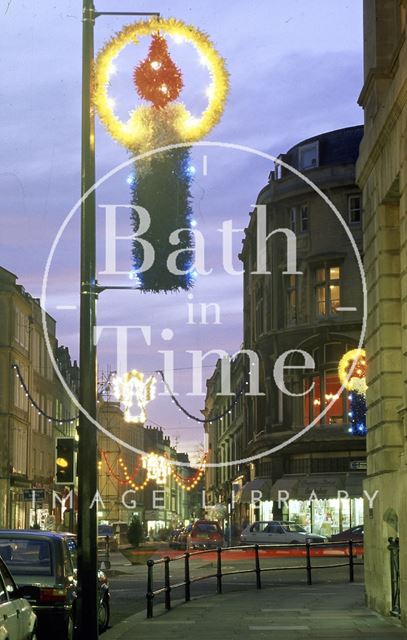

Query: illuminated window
left=303, top=375, right=321, bottom=425
left=303, top=371, right=346, bottom=426
left=315, top=266, right=341, bottom=316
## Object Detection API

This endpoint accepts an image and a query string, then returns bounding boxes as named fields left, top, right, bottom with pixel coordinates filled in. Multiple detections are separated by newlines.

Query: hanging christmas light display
left=338, top=348, right=367, bottom=435
left=113, top=370, right=156, bottom=423
left=101, top=450, right=206, bottom=490
left=101, top=451, right=149, bottom=490
left=170, top=456, right=206, bottom=491
left=94, top=18, right=229, bottom=292
left=142, top=452, right=172, bottom=484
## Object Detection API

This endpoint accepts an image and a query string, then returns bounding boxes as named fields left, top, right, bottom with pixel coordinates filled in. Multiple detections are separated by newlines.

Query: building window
left=12, top=426, right=27, bottom=475
left=315, top=265, right=341, bottom=316
left=255, top=283, right=264, bottom=336
left=47, top=398, right=53, bottom=435
left=299, top=142, right=319, bottom=170
left=14, top=364, right=28, bottom=411
left=286, top=275, right=297, bottom=324
left=289, top=207, right=297, bottom=232
left=32, top=331, right=40, bottom=372
left=348, top=194, right=361, bottom=224
left=303, top=370, right=346, bottom=426
left=15, top=308, right=29, bottom=350
left=300, top=205, right=309, bottom=232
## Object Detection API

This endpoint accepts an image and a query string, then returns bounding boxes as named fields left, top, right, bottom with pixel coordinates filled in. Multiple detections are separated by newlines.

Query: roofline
left=285, top=123, right=364, bottom=156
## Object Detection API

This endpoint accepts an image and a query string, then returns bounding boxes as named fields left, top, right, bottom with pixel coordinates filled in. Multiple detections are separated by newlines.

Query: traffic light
left=55, top=438, right=75, bottom=485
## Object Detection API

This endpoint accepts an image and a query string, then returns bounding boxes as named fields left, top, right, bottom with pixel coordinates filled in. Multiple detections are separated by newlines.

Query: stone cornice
left=357, top=45, right=407, bottom=188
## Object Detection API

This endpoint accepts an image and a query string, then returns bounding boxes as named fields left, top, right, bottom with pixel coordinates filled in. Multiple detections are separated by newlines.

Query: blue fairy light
left=129, top=269, right=139, bottom=282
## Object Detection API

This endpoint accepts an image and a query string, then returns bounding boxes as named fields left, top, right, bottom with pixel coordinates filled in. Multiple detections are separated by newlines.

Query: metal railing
left=388, top=537, right=400, bottom=617
left=146, top=541, right=363, bottom=618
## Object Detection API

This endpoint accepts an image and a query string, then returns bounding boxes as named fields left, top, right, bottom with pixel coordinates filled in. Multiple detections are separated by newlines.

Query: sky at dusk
left=1, top=1, right=364, bottom=457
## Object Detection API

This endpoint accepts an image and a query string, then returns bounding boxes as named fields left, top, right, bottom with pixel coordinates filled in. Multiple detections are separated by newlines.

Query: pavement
left=104, top=581, right=407, bottom=639
left=102, top=548, right=407, bottom=639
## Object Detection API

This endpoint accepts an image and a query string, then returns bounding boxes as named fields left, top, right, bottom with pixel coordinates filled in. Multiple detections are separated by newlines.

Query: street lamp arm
left=95, top=11, right=160, bottom=18
left=96, top=285, right=141, bottom=293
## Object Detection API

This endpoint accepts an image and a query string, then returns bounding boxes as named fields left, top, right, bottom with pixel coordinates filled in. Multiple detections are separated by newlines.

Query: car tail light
left=39, top=587, right=67, bottom=604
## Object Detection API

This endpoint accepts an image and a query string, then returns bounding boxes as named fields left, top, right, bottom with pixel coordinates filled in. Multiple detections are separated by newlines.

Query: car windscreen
left=0, top=538, right=53, bottom=576
left=282, top=524, right=306, bottom=533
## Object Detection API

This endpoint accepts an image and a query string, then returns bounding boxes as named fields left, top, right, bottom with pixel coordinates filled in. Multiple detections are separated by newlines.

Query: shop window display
left=283, top=497, right=364, bottom=536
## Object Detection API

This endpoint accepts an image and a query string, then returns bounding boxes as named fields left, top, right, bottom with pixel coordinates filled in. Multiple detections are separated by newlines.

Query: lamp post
left=77, top=1, right=97, bottom=638
left=77, top=3, right=159, bottom=638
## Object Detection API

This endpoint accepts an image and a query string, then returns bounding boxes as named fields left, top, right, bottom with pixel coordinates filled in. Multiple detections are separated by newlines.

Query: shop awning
left=344, top=473, right=365, bottom=498
left=270, top=475, right=304, bottom=500
left=295, top=474, right=345, bottom=500
left=238, top=473, right=366, bottom=504
left=237, top=478, right=274, bottom=503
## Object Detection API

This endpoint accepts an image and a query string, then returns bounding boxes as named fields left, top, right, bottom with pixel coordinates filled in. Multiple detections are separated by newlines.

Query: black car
left=0, top=530, right=110, bottom=639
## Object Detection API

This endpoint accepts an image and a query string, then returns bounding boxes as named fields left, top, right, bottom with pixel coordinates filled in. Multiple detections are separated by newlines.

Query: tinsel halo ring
left=338, top=348, right=367, bottom=391
left=93, top=17, right=229, bottom=150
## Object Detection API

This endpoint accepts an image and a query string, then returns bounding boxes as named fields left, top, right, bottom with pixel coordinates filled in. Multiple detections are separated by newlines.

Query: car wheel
left=98, top=596, right=110, bottom=632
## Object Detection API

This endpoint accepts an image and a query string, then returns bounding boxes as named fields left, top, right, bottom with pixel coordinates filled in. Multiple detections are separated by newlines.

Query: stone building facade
left=356, top=0, right=407, bottom=623
left=205, top=126, right=368, bottom=537
left=0, top=266, right=78, bottom=529
left=204, top=354, right=246, bottom=534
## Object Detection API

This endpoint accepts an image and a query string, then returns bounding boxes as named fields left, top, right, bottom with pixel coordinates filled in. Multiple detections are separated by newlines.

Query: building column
left=364, top=200, right=405, bottom=617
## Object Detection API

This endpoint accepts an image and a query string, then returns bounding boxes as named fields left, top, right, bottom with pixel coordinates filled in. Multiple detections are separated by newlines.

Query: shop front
left=270, top=472, right=365, bottom=536
left=235, top=477, right=274, bottom=525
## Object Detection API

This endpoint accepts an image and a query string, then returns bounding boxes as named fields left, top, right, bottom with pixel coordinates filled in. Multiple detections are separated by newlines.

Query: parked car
left=0, top=531, right=110, bottom=639
left=240, top=521, right=327, bottom=545
left=186, top=521, right=224, bottom=550
left=0, top=554, right=37, bottom=640
left=330, top=525, right=364, bottom=543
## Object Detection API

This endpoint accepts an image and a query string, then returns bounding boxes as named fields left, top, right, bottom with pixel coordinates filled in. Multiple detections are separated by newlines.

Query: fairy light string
left=12, top=364, right=78, bottom=425
left=100, top=449, right=206, bottom=491
left=157, top=369, right=243, bottom=423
